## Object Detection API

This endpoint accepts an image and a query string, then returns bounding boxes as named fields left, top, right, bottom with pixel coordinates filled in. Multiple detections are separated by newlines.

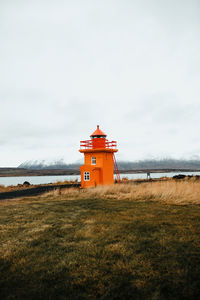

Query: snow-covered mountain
left=18, top=159, right=82, bottom=170
left=18, top=158, right=200, bottom=170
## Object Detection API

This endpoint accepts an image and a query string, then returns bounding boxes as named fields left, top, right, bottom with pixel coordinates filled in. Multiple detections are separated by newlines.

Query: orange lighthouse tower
left=79, top=125, right=120, bottom=188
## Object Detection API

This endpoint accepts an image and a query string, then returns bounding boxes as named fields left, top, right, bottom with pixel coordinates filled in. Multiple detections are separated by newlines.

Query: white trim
left=84, top=171, right=90, bottom=181
left=91, top=157, right=96, bottom=165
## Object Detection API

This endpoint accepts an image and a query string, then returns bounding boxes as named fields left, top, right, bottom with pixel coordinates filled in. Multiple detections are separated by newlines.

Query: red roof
left=90, top=125, right=107, bottom=137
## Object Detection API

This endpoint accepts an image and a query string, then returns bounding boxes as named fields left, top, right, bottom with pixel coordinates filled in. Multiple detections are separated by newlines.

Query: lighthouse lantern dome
left=90, top=125, right=107, bottom=139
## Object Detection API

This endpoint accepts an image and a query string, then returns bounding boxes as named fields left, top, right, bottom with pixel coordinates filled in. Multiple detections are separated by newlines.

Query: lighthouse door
left=92, top=168, right=101, bottom=187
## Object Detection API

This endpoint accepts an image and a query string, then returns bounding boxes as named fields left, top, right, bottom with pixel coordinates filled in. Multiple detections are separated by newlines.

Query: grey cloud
left=0, top=0, right=200, bottom=166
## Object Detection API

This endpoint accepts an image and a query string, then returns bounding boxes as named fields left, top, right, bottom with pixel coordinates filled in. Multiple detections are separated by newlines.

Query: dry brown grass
left=0, top=184, right=17, bottom=192
left=0, top=183, right=40, bottom=193
left=0, top=180, right=76, bottom=193
left=1, top=179, right=200, bottom=299
left=47, top=180, right=200, bottom=205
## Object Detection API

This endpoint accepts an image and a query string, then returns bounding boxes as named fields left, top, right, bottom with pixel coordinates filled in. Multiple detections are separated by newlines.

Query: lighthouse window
left=91, top=157, right=96, bottom=165
left=84, top=172, right=90, bottom=181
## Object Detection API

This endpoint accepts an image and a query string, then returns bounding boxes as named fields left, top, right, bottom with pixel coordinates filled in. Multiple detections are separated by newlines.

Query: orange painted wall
left=79, top=150, right=116, bottom=188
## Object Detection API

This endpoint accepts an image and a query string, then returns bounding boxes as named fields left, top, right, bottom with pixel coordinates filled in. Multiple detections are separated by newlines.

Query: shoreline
left=0, top=168, right=200, bottom=177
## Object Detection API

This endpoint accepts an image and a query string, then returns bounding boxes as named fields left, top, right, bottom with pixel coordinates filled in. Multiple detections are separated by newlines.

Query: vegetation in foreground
left=0, top=181, right=200, bottom=299
left=0, top=180, right=78, bottom=193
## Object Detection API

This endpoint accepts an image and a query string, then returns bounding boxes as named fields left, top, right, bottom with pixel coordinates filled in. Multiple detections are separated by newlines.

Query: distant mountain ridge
left=18, top=159, right=200, bottom=171
left=18, top=159, right=81, bottom=170
left=117, top=159, right=200, bottom=170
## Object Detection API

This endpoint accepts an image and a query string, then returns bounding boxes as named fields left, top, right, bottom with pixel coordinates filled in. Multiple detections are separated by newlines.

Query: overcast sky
left=0, top=0, right=200, bottom=167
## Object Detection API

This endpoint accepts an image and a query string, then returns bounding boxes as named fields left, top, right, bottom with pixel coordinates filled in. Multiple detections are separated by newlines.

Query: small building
left=79, top=125, right=120, bottom=188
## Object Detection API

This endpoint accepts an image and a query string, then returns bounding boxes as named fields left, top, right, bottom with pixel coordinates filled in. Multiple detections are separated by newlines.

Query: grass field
left=0, top=181, right=200, bottom=299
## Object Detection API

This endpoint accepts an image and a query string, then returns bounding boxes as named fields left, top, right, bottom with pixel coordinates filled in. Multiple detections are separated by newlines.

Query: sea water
left=1, top=172, right=200, bottom=187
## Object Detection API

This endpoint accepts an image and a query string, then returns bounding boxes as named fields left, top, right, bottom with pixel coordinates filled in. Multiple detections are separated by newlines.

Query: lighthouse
left=79, top=125, right=120, bottom=188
